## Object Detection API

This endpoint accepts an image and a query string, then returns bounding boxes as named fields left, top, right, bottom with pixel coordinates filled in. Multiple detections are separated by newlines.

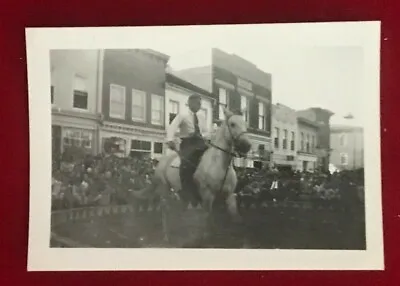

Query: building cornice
left=214, top=78, right=235, bottom=90
left=166, top=78, right=216, bottom=103
left=297, top=116, right=319, bottom=129
left=256, top=95, right=271, bottom=104
left=52, top=107, right=100, bottom=121
left=297, top=151, right=318, bottom=157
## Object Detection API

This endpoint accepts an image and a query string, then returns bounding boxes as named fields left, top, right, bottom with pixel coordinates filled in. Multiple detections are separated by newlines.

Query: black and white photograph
left=27, top=22, right=383, bottom=270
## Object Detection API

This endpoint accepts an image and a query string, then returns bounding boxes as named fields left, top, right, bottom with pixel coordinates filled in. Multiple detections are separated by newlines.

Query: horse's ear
left=223, top=107, right=234, bottom=119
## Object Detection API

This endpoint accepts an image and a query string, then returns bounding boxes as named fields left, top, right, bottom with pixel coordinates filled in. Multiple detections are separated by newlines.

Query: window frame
left=283, top=129, right=288, bottom=150
left=258, top=102, right=266, bottom=130
left=290, top=131, right=295, bottom=151
left=218, top=87, right=229, bottom=120
left=274, top=127, right=280, bottom=149
left=131, top=88, right=146, bottom=122
left=72, top=75, right=89, bottom=110
left=240, top=95, right=250, bottom=124
left=109, top=84, right=126, bottom=119
left=151, top=94, right=164, bottom=126
left=153, top=142, right=164, bottom=154
left=62, top=128, right=93, bottom=150
left=169, top=100, right=180, bottom=123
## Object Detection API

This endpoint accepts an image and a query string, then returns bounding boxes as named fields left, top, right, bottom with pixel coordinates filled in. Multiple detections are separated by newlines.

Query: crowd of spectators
left=51, top=147, right=364, bottom=211
left=51, top=150, right=156, bottom=210
left=235, top=166, right=364, bottom=209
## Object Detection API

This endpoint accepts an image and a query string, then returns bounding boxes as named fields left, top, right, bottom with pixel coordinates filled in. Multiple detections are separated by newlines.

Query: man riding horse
left=166, top=94, right=209, bottom=207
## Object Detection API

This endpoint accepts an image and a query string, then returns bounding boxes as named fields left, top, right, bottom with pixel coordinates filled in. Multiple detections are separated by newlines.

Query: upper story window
left=258, top=102, right=266, bottom=130
left=218, top=88, right=229, bottom=120
left=169, top=100, right=180, bottom=123
left=51, top=66, right=55, bottom=104
left=311, top=135, right=316, bottom=152
left=290, top=131, right=295, bottom=151
left=240, top=95, right=250, bottom=124
left=274, top=127, right=280, bottom=149
left=151, top=94, right=164, bottom=126
left=73, top=75, right=88, bottom=110
left=109, top=84, right=126, bottom=119
left=339, top=133, right=347, bottom=147
left=283, top=129, right=288, bottom=150
left=131, top=89, right=146, bottom=122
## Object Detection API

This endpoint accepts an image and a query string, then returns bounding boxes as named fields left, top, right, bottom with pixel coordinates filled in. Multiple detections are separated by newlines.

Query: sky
left=163, top=46, right=364, bottom=127
left=120, top=23, right=370, bottom=127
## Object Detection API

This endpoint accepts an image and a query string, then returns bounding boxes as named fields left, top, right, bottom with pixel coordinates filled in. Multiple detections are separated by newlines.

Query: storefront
left=99, top=122, right=166, bottom=159
left=52, top=109, right=99, bottom=158
left=296, top=152, right=318, bottom=172
left=244, top=133, right=272, bottom=169
left=271, top=153, right=297, bottom=170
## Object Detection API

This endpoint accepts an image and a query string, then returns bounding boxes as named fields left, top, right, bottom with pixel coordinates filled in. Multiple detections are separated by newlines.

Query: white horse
left=133, top=108, right=252, bottom=242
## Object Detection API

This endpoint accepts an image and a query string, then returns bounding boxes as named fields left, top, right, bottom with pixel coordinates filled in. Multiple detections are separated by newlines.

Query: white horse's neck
left=210, top=122, right=233, bottom=168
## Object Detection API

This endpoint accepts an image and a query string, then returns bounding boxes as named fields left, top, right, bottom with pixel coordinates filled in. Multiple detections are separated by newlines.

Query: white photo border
left=26, top=21, right=383, bottom=271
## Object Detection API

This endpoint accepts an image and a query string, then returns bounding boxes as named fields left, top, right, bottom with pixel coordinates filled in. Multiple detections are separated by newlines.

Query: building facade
left=50, top=50, right=103, bottom=159
left=99, top=49, right=170, bottom=159
left=296, top=107, right=334, bottom=172
left=165, top=72, right=216, bottom=156
left=176, top=48, right=272, bottom=169
left=271, top=103, right=297, bottom=170
left=296, top=117, right=319, bottom=172
left=330, top=125, right=364, bottom=170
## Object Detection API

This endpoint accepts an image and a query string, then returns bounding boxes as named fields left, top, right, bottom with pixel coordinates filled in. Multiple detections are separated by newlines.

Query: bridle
left=207, top=114, right=249, bottom=158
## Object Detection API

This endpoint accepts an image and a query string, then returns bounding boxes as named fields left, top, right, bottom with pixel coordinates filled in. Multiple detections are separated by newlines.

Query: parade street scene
left=50, top=45, right=365, bottom=249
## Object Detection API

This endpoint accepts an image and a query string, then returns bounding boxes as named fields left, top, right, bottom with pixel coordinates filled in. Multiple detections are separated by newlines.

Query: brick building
left=175, top=48, right=272, bottom=168
left=99, top=49, right=170, bottom=158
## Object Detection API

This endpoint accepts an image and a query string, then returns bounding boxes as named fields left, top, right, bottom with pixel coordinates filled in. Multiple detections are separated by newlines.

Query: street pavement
left=52, top=205, right=366, bottom=249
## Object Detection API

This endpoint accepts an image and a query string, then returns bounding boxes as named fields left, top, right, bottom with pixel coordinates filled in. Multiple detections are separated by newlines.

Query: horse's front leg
left=201, top=190, right=215, bottom=242
left=226, top=193, right=243, bottom=224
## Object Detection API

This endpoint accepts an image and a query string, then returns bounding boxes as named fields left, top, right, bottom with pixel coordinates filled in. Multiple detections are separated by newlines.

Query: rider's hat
left=188, top=94, right=201, bottom=101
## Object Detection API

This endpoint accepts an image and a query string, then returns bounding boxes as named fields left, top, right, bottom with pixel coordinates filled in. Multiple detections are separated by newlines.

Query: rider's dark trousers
left=179, top=137, right=207, bottom=205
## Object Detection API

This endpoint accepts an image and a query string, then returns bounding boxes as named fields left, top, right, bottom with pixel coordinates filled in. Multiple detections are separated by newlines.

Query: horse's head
left=221, top=108, right=252, bottom=156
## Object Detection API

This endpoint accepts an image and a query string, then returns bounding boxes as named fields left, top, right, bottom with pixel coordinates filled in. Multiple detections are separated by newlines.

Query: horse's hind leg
left=156, top=185, right=171, bottom=244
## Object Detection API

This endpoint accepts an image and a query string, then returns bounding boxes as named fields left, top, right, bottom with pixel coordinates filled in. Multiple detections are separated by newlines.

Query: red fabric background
left=0, top=0, right=398, bottom=285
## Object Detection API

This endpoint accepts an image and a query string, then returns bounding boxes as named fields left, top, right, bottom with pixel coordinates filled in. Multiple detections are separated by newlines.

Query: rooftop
left=166, top=72, right=215, bottom=101
left=331, top=125, right=363, bottom=132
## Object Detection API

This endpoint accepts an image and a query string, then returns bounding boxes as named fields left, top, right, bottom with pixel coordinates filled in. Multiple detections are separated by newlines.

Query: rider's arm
left=166, top=113, right=183, bottom=142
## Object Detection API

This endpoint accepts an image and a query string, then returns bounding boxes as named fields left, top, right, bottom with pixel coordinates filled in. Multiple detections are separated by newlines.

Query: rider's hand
left=166, top=141, right=176, bottom=150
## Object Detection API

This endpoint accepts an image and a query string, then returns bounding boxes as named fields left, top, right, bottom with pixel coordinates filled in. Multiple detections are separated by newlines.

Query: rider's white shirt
left=166, top=111, right=209, bottom=142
